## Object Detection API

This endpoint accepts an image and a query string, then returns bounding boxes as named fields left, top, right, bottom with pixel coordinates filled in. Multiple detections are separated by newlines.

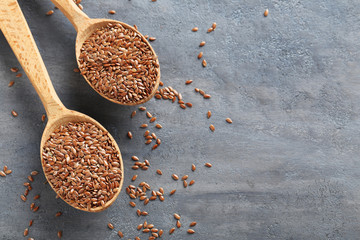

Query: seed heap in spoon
left=78, top=23, right=159, bottom=104
left=42, top=122, right=122, bottom=210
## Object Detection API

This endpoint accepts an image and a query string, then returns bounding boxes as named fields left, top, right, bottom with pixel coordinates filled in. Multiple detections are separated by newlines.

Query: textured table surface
left=1, top=0, right=360, bottom=239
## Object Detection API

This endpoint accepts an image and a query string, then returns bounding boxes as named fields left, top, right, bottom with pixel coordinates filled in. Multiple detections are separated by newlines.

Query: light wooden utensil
left=51, top=0, right=161, bottom=106
left=0, top=0, right=124, bottom=212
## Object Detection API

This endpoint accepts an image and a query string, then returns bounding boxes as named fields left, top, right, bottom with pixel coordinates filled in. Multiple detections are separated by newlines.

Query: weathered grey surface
left=1, top=0, right=360, bottom=239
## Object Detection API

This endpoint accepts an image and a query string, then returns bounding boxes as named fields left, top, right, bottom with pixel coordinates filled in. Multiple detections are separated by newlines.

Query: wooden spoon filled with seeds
left=0, top=0, right=123, bottom=212
left=51, top=0, right=161, bottom=105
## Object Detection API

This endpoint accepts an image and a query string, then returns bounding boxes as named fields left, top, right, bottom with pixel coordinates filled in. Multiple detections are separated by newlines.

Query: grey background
left=0, top=0, right=360, bottom=239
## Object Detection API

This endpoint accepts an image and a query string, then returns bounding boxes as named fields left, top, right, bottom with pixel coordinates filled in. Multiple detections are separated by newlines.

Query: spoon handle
left=0, top=0, right=65, bottom=117
left=51, top=0, right=90, bottom=32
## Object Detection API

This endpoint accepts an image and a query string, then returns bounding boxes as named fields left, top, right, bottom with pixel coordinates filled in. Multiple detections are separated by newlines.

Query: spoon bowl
left=41, top=110, right=124, bottom=212
left=52, top=0, right=161, bottom=105
left=0, top=0, right=124, bottom=212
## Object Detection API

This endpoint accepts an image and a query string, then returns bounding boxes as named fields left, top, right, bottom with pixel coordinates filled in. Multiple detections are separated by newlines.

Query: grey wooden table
left=1, top=0, right=360, bottom=239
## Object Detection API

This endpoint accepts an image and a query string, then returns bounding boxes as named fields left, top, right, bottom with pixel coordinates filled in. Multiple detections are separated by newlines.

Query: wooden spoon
left=51, top=0, right=161, bottom=106
left=0, top=0, right=124, bottom=212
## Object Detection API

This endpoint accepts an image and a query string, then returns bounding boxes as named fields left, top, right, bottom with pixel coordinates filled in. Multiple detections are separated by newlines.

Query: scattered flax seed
left=73, top=68, right=80, bottom=72
left=33, top=195, right=40, bottom=200
left=187, top=229, right=195, bottom=234
left=8, top=81, right=14, bottom=87
left=137, top=224, right=143, bottom=230
left=169, top=228, right=175, bottom=234
left=117, top=230, right=123, bottom=237
left=145, top=140, right=152, bottom=144
left=133, top=24, right=138, bottom=30
left=198, top=52, right=203, bottom=59
left=156, top=169, right=163, bottom=175
left=264, top=9, right=269, bottom=17
left=189, top=180, right=195, bottom=186
left=141, top=124, right=148, bottom=128
left=150, top=117, right=156, bottom=123
left=130, top=201, right=136, bottom=207
left=195, top=88, right=200, bottom=92
left=28, top=176, right=34, bottom=182
left=139, top=106, right=146, bottom=111
left=205, top=162, right=212, bottom=168
left=226, top=118, right=233, bottom=123
left=155, top=124, right=162, bottom=129
left=202, top=59, right=207, bottom=67
left=108, top=10, right=116, bottom=14
left=41, top=114, right=46, bottom=122
left=131, top=175, right=138, bottom=181
left=131, top=111, right=136, bottom=118
left=199, top=89, right=205, bottom=95
left=144, top=130, right=150, bottom=136
left=146, top=112, right=153, bottom=118
left=172, top=174, right=179, bottom=180
left=185, top=103, right=192, bottom=108
left=57, top=231, right=62, bottom=238
left=152, top=144, right=158, bottom=150
left=3, top=166, right=7, bottom=172
left=199, top=41, right=206, bottom=47
left=192, top=27, right=198, bottom=32
left=11, top=110, right=18, bottom=117
left=207, top=111, right=212, bottom=119
left=170, top=189, right=176, bottom=195
left=185, top=80, right=193, bottom=85
left=209, top=124, right=215, bottom=132
left=33, top=206, right=39, bottom=212
left=207, top=27, right=213, bottom=33
left=144, top=35, right=149, bottom=39
left=190, top=221, right=197, bottom=227
left=181, top=175, right=188, bottom=181
left=24, top=189, right=29, bottom=196
left=21, top=195, right=27, bottom=202
left=192, top=164, right=196, bottom=171
left=156, top=138, right=161, bottom=145
left=132, top=156, right=139, bottom=161
left=183, top=180, right=188, bottom=188
left=31, top=171, right=38, bottom=176
left=159, top=81, right=164, bottom=86
left=5, top=169, right=12, bottom=175
left=55, top=212, right=62, bottom=217
left=176, top=220, right=181, bottom=228
left=180, top=104, right=186, bottom=109
left=30, top=203, right=35, bottom=210
left=0, top=171, right=5, bottom=177
left=10, top=67, right=18, bottom=72
left=159, top=229, right=163, bottom=237
left=24, top=228, right=29, bottom=236
left=29, top=220, right=33, bottom=227
left=141, top=211, right=148, bottom=216
left=204, top=94, right=211, bottom=99
left=149, top=37, right=156, bottom=41
left=127, top=131, right=133, bottom=139
left=174, top=213, right=181, bottom=220
left=212, top=22, right=217, bottom=29
left=46, top=10, right=54, bottom=16
left=108, top=223, right=114, bottom=230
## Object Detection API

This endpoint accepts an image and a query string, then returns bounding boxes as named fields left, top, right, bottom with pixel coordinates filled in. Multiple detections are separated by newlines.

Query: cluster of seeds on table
left=0, top=165, right=12, bottom=177
left=42, top=122, right=122, bottom=210
left=78, top=23, right=160, bottom=104
left=19, top=170, right=42, bottom=239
